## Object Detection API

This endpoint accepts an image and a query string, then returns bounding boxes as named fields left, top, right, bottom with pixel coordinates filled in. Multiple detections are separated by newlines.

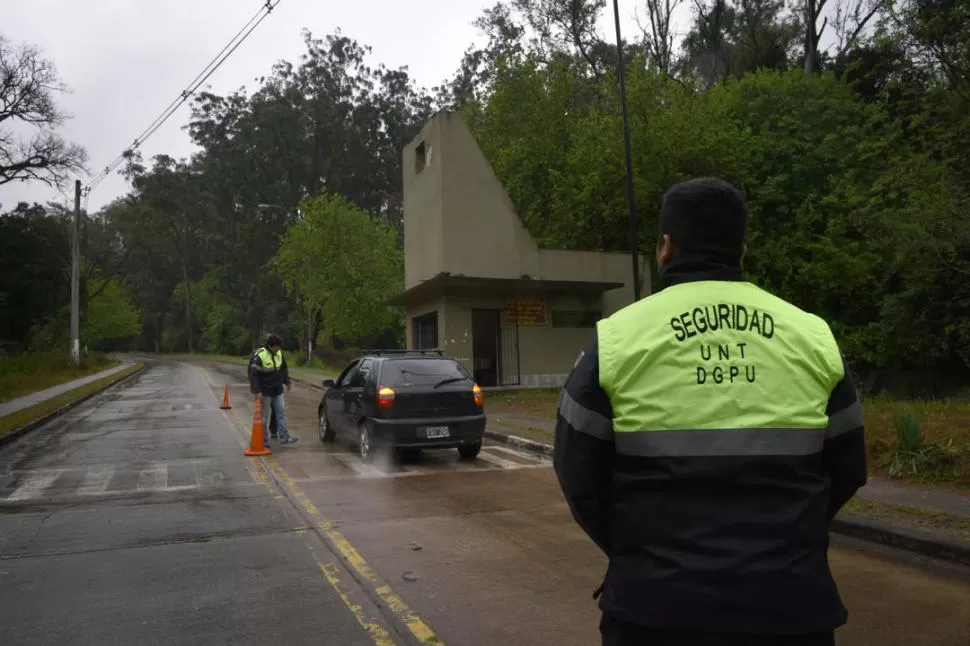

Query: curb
left=485, top=428, right=553, bottom=457
left=830, top=515, right=970, bottom=567
left=485, top=427, right=970, bottom=568
left=0, top=364, right=145, bottom=449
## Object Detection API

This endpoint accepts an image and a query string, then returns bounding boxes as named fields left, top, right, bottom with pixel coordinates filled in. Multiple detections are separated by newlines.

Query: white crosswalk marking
left=76, top=467, right=113, bottom=496
left=330, top=453, right=387, bottom=477
left=476, top=450, right=525, bottom=470
left=193, top=460, right=224, bottom=486
left=7, top=471, right=63, bottom=502
left=1, top=459, right=232, bottom=502
left=294, top=445, right=551, bottom=482
left=136, top=464, right=168, bottom=491
left=1, top=446, right=551, bottom=499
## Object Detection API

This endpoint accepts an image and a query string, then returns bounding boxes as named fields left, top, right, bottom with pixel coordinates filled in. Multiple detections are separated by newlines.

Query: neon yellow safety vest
left=255, top=347, right=283, bottom=373
left=597, top=280, right=845, bottom=457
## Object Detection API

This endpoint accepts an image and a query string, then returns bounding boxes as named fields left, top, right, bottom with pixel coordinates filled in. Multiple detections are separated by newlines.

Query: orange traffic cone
left=220, top=385, right=232, bottom=410
left=243, top=395, right=272, bottom=456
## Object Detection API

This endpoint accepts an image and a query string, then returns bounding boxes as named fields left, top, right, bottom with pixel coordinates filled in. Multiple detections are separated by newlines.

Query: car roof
left=357, top=349, right=453, bottom=360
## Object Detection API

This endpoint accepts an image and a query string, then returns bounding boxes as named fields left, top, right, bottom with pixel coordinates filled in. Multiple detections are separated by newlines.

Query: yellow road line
left=194, top=364, right=435, bottom=645
left=265, top=458, right=442, bottom=644
left=318, top=558, right=396, bottom=646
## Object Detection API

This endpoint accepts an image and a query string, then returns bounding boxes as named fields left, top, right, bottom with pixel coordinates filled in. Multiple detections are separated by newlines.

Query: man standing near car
left=249, top=333, right=298, bottom=446
left=553, top=177, right=867, bottom=645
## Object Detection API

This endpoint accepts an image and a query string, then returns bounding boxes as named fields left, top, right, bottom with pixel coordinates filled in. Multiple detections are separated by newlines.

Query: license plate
left=424, top=426, right=450, bottom=439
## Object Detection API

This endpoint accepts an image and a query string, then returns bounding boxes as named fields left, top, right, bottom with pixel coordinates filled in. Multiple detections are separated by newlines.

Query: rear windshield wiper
left=433, top=376, right=470, bottom=388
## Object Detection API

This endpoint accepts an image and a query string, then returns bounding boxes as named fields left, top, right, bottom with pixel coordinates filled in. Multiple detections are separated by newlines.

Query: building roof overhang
left=387, top=272, right=625, bottom=307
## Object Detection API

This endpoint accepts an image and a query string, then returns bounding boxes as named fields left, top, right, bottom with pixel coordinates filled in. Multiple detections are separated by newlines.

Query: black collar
left=659, top=254, right=744, bottom=288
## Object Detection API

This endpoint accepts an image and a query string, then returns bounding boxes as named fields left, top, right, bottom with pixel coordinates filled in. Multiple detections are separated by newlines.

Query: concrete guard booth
left=389, top=111, right=651, bottom=388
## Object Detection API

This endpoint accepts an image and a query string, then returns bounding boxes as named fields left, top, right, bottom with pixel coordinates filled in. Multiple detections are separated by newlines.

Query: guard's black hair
left=659, top=177, right=747, bottom=260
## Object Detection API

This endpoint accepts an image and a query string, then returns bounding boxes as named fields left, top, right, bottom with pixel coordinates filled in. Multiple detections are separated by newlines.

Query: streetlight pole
left=611, top=0, right=641, bottom=301
left=70, top=179, right=81, bottom=365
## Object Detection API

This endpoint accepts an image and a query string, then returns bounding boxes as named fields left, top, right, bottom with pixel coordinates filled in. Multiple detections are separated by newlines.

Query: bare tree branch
left=0, top=34, right=87, bottom=187
left=833, top=0, right=887, bottom=55
left=636, top=0, right=685, bottom=75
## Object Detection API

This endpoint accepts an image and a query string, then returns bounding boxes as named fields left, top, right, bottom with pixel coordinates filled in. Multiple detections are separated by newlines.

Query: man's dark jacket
left=249, top=347, right=291, bottom=396
left=553, top=256, right=868, bottom=636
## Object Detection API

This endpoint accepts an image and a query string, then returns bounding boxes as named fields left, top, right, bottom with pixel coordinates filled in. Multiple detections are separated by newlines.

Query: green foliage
left=464, top=8, right=970, bottom=373
left=0, top=204, right=70, bottom=352
left=887, top=411, right=961, bottom=479
left=84, top=279, right=142, bottom=349
left=273, top=193, right=403, bottom=343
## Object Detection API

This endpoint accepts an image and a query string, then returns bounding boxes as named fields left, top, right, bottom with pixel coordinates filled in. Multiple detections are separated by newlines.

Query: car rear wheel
left=358, top=422, right=374, bottom=461
left=318, top=409, right=335, bottom=443
left=458, top=442, right=482, bottom=460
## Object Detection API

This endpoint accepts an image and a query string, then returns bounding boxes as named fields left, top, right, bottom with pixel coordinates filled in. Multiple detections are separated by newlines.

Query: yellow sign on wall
left=504, top=297, right=547, bottom=326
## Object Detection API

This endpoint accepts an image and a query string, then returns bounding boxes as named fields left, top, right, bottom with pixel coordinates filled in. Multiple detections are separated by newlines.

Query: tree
left=0, top=34, right=86, bottom=187
left=82, top=276, right=142, bottom=350
left=273, top=192, right=403, bottom=349
left=0, top=202, right=69, bottom=350
left=803, top=0, right=887, bottom=74
left=679, top=0, right=802, bottom=86
left=638, top=0, right=686, bottom=75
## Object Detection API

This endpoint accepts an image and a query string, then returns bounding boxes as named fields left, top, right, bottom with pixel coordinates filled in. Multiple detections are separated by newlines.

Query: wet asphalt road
left=3, top=359, right=970, bottom=645
left=0, top=362, right=389, bottom=646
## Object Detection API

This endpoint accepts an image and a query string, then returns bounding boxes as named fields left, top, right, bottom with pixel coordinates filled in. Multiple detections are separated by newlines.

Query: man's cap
left=659, top=177, right=747, bottom=260
left=266, top=333, right=283, bottom=347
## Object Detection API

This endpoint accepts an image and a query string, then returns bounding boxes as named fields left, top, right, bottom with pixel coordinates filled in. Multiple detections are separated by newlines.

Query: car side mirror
left=322, top=379, right=335, bottom=388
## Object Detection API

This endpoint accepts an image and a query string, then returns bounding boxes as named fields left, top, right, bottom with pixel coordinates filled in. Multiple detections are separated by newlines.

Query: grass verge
left=487, top=389, right=560, bottom=420
left=0, top=352, right=119, bottom=403
left=485, top=390, right=970, bottom=489
left=841, top=497, right=970, bottom=543
left=0, top=363, right=143, bottom=438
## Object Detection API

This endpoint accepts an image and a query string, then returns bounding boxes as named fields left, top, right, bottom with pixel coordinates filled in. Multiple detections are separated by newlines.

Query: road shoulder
left=0, top=363, right=143, bottom=447
left=485, top=420, right=970, bottom=567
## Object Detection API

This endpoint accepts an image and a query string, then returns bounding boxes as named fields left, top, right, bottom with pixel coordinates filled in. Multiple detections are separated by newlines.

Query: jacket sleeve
left=823, top=353, right=868, bottom=519
left=553, top=331, right=615, bottom=556
left=249, top=352, right=261, bottom=393
left=281, top=354, right=291, bottom=386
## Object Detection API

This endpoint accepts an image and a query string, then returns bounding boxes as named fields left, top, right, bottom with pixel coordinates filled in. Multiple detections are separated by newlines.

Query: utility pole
left=612, top=0, right=641, bottom=301
left=70, top=180, right=81, bottom=365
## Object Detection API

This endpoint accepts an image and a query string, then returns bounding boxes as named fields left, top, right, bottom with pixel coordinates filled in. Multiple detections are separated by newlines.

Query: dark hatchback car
left=317, top=350, right=486, bottom=461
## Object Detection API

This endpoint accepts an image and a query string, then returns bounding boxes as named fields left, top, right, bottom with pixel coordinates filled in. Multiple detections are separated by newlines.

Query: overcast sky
left=1, top=0, right=664, bottom=214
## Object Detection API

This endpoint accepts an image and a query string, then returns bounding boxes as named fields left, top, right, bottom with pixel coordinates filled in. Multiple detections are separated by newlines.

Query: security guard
left=249, top=333, right=298, bottom=446
left=553, top=178, right=867, bottom=646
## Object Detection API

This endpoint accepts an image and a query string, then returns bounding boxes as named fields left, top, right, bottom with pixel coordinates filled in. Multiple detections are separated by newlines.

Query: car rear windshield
left=381, top=358, right=471, bottom=387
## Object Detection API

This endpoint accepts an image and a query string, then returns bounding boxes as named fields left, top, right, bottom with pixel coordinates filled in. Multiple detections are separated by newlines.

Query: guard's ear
left=740, top=244, right=748, bottom=270
left=656, top=234, right=674, bottom=268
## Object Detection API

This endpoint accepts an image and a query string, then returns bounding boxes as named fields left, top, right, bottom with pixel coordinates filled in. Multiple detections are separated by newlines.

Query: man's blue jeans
left=262, top=394, right=291, bottom=443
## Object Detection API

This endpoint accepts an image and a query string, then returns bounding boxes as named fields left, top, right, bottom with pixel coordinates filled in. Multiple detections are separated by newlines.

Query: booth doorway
left=471, top=309, right=501, bottom=386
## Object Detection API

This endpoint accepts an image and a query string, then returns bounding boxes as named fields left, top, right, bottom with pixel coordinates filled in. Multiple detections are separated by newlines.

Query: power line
left=84, top=0, right=282, bottom=195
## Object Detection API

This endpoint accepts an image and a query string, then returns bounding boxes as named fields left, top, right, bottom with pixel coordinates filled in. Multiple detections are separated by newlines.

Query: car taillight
left=473, top=383, right=484, bottom=407
left=377, top=385, right=395, bottom=408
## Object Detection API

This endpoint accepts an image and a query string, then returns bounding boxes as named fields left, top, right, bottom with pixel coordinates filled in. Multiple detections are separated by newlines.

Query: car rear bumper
left=369, top=413, right=486, bottom=448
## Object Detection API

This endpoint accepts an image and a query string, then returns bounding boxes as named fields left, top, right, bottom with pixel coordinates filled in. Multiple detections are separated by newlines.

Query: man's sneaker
left=279, top=437, right=299, bottom=445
